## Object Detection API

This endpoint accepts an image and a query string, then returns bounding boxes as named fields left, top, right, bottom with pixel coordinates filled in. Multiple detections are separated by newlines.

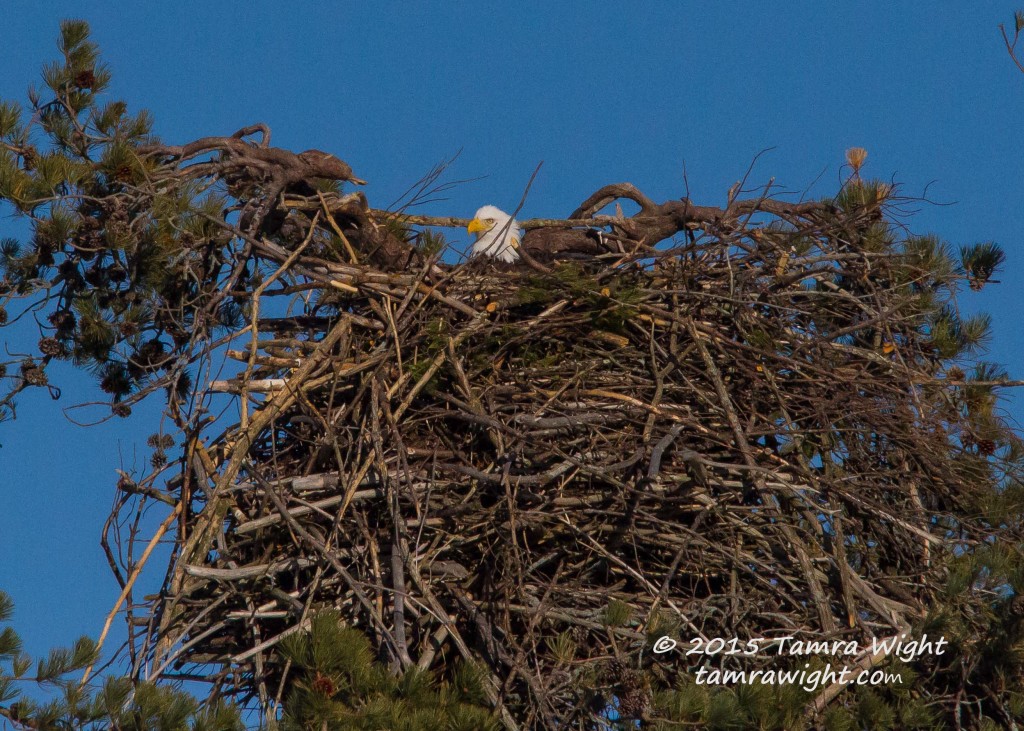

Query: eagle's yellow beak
left=467, top=218, right=489, bottom=235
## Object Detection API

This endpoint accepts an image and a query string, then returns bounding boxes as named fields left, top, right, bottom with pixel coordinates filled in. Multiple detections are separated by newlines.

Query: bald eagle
left=467, top=205, right=521, bottom=263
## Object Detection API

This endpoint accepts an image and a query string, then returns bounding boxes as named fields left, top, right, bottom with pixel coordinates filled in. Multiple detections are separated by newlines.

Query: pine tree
left=0, top=590, right=242, bottom=731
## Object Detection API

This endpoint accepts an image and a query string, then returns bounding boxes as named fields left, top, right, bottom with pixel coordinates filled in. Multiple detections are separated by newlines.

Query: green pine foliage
left=0, top=20, right=237, bottom=418
left=277, top=611, right=500, bottom=731
left=0, top=590, right=242, bottom=731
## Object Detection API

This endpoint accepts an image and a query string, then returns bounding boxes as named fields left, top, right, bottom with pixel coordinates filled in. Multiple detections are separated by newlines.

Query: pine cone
left=606, top=658, right=627, bottom=679
left=21, top=363, right=48, bottom=386
left=617, top=670, right=651, bottom=720
left=74, top=68, right=96, bottom=90
left=311, top=672, right=337, bottom=697
left=119, top=320, right=140, bottom=337
left=38, top=337, right=62, bottom=356
left=111, top=164, right=134, bottom=183
left=48, top=307, right=76, bottom=329
left=21, top=146, right=37, bottom=171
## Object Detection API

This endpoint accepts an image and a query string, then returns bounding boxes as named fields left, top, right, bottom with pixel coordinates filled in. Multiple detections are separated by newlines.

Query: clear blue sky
left=2, top=0, right=1023, bottom=667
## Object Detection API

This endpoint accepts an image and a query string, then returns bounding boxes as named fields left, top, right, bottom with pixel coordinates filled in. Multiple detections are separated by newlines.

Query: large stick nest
left=98, top=132, right=1012, bottom=728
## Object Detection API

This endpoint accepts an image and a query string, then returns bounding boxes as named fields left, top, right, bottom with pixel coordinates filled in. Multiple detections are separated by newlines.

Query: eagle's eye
left=485, top=218, right=495, bottom=224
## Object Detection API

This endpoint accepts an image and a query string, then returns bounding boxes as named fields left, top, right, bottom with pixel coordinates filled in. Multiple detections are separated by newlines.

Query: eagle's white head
left=467, top=205, right=521, bottom=263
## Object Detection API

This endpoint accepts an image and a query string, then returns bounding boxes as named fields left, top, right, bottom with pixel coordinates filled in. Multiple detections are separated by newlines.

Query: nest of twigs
left=105, top=141, right=1001, bottom=728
